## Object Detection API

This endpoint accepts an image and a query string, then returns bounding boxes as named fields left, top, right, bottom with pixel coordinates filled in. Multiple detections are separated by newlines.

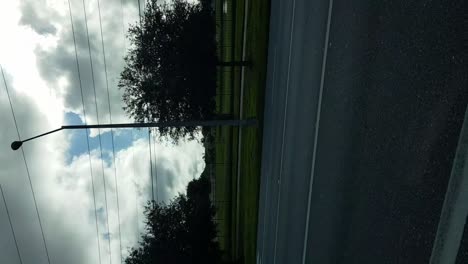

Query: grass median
left=209, top=0, right=270, bottom=263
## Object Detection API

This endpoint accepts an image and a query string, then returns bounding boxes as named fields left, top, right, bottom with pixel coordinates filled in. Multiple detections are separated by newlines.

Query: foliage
left=125, top=174, right=221, bottom=264
left=119, top=0, right=217, bottom=141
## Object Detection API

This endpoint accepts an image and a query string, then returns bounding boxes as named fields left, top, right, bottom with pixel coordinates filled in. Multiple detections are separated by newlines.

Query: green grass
left=236, top=0, right=270, bottom=262
left=210, top=0, right=270, bottom=263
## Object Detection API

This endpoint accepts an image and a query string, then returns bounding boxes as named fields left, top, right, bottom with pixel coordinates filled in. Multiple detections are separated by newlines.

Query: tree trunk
left=216, top=61, right=251, bottom=67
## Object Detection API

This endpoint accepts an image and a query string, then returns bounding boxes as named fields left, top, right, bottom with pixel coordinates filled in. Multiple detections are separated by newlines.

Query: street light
left=11, top=118, right=257, bottom=151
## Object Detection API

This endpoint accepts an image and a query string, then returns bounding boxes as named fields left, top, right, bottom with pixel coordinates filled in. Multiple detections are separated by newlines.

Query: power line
left=152, top=131, right=158, bottom=202
left=137, top=0, right=142, bottom=25
left=148, top=129, right=155, bottom=202
left=124, top=0, right=140, bottom=241
left=1, top=65, right=51, bottom=264
left=0, top=184, right=23, bottom=264
left=66, top=1, right=102, bottom=263
left=154, top=130, right=157, bottom=202
left=137, top=0, right=142, bottom=18
left=132, top=130, right=139, bottom=235
left=139, top=0, right=153, bottom=204
left=80, top=0, right=112, bottom=262
left=96, top=0, right=123, bottom=261
left=120, top=0, right=126, bottom=53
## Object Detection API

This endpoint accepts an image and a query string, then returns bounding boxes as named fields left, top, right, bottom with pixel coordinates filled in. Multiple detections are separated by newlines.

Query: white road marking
left=235, top=0, right=249, bottom=257
left=429, top=106, right=468, bottom=264
left=301, top=0, right=334, bottom=263
left=273, top=0, right=296, bottom=262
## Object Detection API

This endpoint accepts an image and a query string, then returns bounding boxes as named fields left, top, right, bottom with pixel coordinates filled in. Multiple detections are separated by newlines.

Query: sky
left=0, top=0, right=205, bottom=263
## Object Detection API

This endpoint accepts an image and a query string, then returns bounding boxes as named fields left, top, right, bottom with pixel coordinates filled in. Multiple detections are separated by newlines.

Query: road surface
left=256, top=0, right=468, bottom=263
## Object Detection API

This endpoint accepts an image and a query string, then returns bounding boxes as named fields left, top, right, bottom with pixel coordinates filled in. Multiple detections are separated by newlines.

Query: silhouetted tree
left=119, top=0, right=217, bottom=141
left=125, top=174, right=221, bottom=264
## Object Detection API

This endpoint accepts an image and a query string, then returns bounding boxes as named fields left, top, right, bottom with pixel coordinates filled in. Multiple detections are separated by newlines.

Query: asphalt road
left=256, top=0, right=468, bottom=263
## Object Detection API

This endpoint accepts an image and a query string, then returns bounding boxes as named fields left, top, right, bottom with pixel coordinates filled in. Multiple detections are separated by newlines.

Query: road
left=256, top=0, right=468, bottom=263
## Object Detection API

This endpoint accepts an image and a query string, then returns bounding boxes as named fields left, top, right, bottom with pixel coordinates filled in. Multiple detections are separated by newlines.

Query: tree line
left=119, top=0, right=241, bottom=262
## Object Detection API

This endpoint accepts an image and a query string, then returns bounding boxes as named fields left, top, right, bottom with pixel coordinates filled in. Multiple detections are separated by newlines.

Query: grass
left=236, top=0, right=270, bottom=262
left=208, top=0, right=270, bottom=263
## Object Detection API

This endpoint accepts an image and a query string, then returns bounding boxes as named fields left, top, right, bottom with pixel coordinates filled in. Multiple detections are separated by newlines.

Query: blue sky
left=64, top=112, right=147, bottom=164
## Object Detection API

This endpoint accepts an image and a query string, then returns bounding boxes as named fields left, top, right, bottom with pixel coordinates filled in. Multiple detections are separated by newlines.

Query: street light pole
left=11, top=118, right=257, bottom=150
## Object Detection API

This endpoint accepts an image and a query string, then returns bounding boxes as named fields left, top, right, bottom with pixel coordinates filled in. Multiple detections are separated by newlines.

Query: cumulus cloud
left=19, top=0, right=58, bottom=35
left=20, top=0, right=143, bottom=135
left=0, top=0, right=205, bottom=263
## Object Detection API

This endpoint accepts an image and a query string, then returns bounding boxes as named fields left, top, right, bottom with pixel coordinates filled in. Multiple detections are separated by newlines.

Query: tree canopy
left=125, top=174, right=221, bottom=264
left=119, top=0, right=217, bottom=140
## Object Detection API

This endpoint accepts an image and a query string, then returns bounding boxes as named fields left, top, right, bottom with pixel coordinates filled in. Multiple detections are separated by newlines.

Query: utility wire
left=148, top=129, right=155, bottom=202
left=132, top=130, right=139, bottom=235
left=80, top=0, right=112, bottom=262
left=152, top=131, right=158, bottom=202
left=137, top=0, right=142, bottom=18
left=139, top=0, right=152, bottom=204
left=66, top=1, right=102, bottom=263
left=124, top=0, right=140, bottom=240
left=96, top=0, right=123, bottom=261
left=0, top=184, right=23, bottom=264
left=120, top=0, right=126, bottom=55
left=1, top=65, right=51, bottom=264
left=137, top=0, right=142, bottom=25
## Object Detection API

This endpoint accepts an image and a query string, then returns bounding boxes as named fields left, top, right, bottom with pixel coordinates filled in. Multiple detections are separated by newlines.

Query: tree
left=125, top=174, right=221, bottom=264
left=119, top=0, right=218, bottom=141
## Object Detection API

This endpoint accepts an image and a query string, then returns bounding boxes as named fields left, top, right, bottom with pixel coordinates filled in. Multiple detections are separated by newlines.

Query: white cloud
left=0, top=0, right=205, bottom=263
left=18, top=0, right=142, bottom=136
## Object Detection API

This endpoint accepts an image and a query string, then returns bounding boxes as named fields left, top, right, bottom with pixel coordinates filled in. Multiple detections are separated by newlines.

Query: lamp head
left=11, top=141, right=22, bottom=151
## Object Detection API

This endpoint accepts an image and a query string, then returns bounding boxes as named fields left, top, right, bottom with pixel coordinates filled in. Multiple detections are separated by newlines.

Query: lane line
left=235, top=0, right=249, bottom=257
left=301, top=0, right=334, bottom=262
left=429, top=106, right=468, bottom=264
left=272, top=0, right=296, bottom=262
